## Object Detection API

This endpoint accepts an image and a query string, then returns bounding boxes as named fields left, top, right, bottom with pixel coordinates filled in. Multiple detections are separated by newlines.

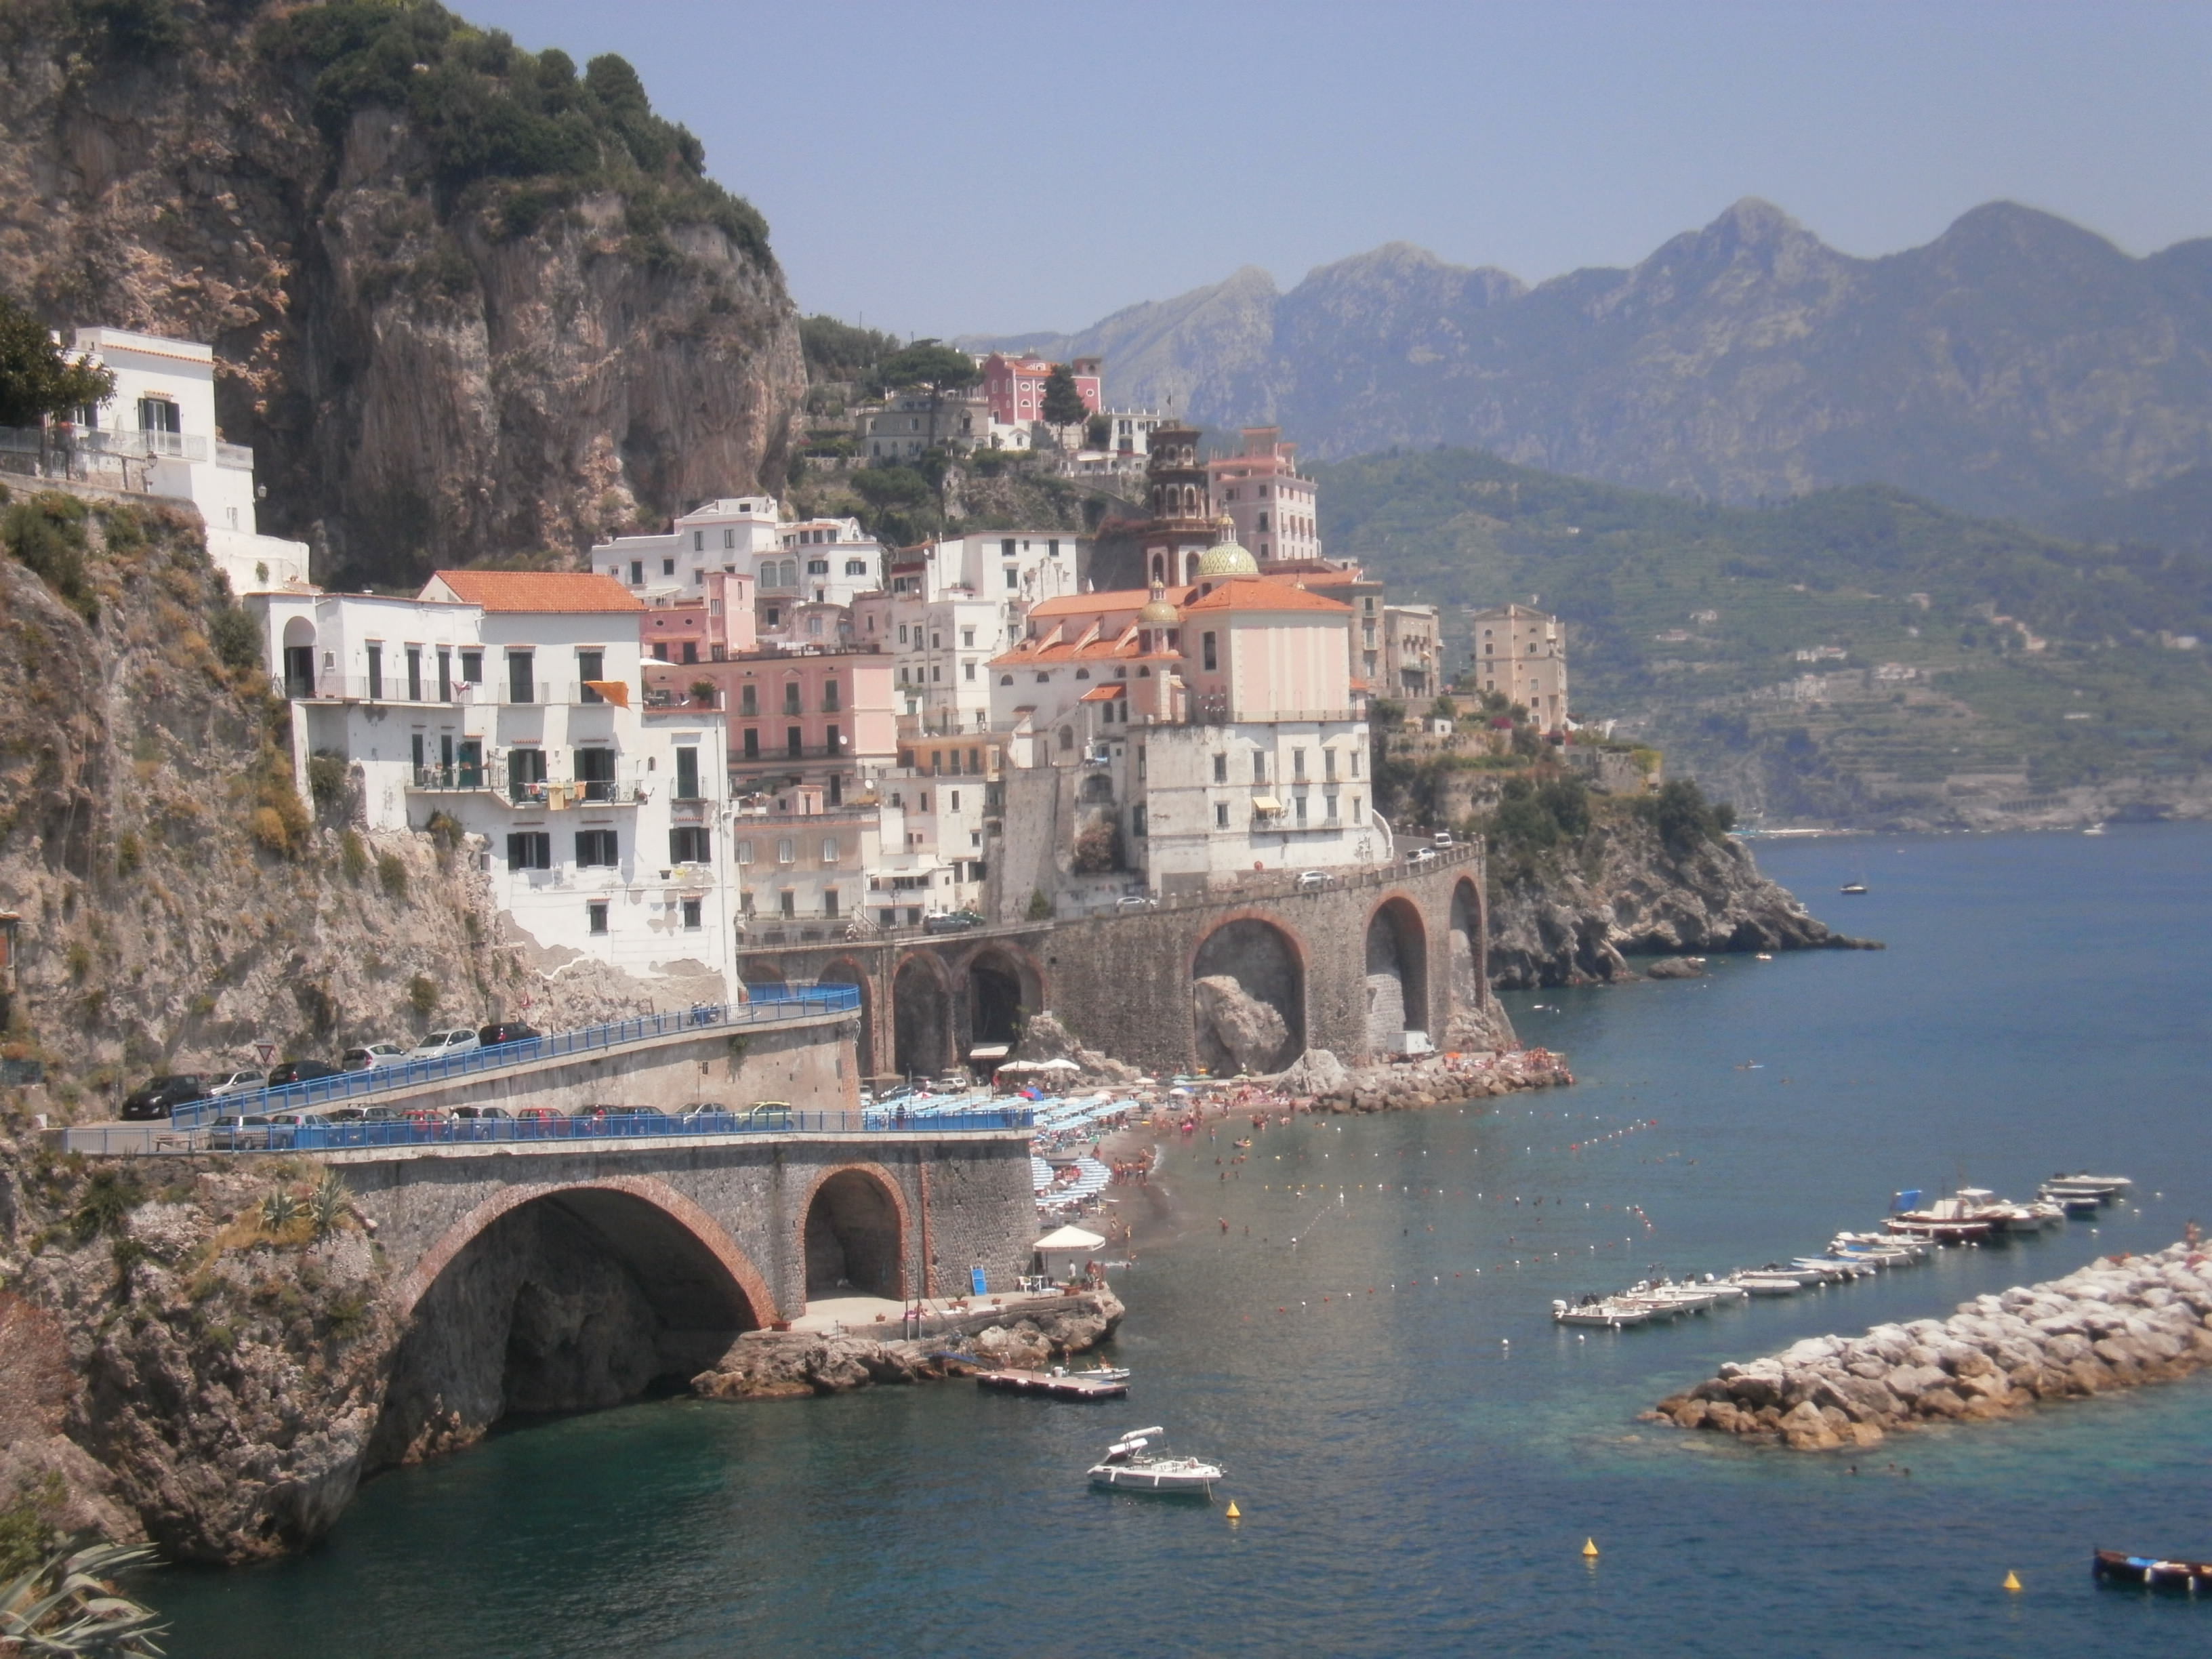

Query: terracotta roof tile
left=1181, top=578, right=1352, bottom=615
left=428, top=570, right=645, bottom=613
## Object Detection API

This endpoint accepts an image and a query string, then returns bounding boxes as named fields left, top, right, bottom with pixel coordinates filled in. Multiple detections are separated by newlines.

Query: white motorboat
left=1088, top=1429, right=1224, bottom=1496
left=1641, top=1281, right=1723, bottom=1312
left=2039, top=1172, right=2133, bottom=1204
left=1792, top=1257, right=1870, bottom=1282
left=1730, top=1271, right=1805, bottom=1296
left=1829, top=1242, right=1912, bottom=1268
left=1553, top=1296, right=1655, bottom=1327
left=1695, top=1275, right=1750, bottom=1301
left=1832, top=1231, right=1929, bottom=1261
left=1885, top=1196, right=1992, bottom=1244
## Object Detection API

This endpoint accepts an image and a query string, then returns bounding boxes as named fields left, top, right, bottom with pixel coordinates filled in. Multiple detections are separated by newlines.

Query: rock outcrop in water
left=1654, top=1242, right=2212, bottom=1450
left=1487, top=810, right=1877, bottom=989
left=1269, top=1046, right=1572, bottom=1113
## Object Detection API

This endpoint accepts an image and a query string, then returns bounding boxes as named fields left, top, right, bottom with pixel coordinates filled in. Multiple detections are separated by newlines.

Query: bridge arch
left=375, top=1177, right=772, bottom=1466
left=1190, top=912, right=1307, bottom=1073
left=799, top=1161, right=911, bottom=1302
left=740, top=960, right=789, bottom=991
left=1364, top=895, right=1431, bottom=1050
left=1448, top=877, right=1484, bottom=1014
left=959, top=941, right=1046, bottom=1056
left=893, top=950, right=954, bottom=1079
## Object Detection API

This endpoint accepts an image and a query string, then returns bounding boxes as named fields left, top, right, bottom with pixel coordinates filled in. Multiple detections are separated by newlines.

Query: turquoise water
left=159, top=827, right=2212, bottom=1656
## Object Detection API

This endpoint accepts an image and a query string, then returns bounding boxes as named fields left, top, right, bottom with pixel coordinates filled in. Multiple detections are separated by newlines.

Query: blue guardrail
left=167, top=985, right=863, bottom=1129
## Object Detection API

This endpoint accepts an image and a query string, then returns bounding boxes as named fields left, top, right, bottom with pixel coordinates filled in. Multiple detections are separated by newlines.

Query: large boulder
left=1193, top=976, right=1293, bottom=1073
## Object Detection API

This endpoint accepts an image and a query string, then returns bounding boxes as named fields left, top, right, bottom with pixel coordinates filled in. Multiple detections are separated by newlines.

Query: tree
left=0, top=295, right=112, bottom=429
left=1085, top=412, right=1112, bottom=450
left=875, top=341, right=981, bottom=454
left=1040, top=362, right=1089, bottom=447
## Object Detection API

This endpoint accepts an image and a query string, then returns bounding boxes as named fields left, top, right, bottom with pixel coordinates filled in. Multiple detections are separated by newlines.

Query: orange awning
left=585, top=680, right=631, bottom=708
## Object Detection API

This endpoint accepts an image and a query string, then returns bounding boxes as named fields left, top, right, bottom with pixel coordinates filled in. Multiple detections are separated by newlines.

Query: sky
left=452, top=0, right=2212, bottom=340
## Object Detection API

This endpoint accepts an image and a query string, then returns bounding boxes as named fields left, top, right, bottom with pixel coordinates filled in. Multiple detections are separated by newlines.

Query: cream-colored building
left=1470, top=603, right=1568, bottom=729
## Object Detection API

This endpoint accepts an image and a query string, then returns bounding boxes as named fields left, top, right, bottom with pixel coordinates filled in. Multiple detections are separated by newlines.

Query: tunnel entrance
left=1364, top=899, right=1431, bottom=1052
left=371, top=1189, right=761, bottom=1471
left=804, top=1170, right=903, bottom=1300
left=893, top=956, right=951, bottom=1079
left=1191, top=918, right=1305, bottom=1073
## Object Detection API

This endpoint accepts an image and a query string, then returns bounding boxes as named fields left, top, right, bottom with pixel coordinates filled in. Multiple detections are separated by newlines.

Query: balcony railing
left=214, top=441, right=255, bottom=470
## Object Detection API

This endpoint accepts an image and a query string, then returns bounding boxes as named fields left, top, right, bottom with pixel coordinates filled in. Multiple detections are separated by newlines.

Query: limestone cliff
left=1483, top=809, right=1873, bottom=989
left=0, top=485, right=672, bottom=1113
left=0, top=0, right=805, bottom=585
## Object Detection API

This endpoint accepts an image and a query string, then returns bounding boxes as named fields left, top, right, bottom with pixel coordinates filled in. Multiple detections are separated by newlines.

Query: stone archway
left=375, top=1180, right=769, bottom=1470
left=741, top=960, right=788, bottom=991
left=962, top=943, right=1043, bottom=1058
left=1364, top=897, right=1431, bottom=1052
left=1191, top=916, right=1306, bottom=1073
left=801, top=1166, right=907, bottom=1301
left=893, top=953, right=953, bottom=1080
left=280, top=615, right=316, bottom=698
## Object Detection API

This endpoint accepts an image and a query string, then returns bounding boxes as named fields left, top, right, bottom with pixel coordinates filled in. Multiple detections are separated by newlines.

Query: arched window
left=1075, top=668, right=1090, bottom=680
left=999, top=673, right=1013, bottom=686
left=1150, top=554, right=1164, bottom=582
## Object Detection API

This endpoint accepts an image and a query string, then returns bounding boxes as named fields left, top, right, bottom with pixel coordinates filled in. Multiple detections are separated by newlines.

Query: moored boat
left=1885, top=1195, right=1992, bottom=1244
left=1088, top=1428, right=1224, bottom=1496
left=1730, top=1270, right=1805, bottom=1296
left=2093, top=1549, right=2212, bottom=1592
left=2041, top=1172, right=2133, bottom=1204
left=1553, top=1296, right=1655, bottom=1327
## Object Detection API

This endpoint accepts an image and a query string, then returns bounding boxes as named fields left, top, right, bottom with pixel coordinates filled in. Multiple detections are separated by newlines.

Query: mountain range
left=967, top=201, right=2212, bottom=520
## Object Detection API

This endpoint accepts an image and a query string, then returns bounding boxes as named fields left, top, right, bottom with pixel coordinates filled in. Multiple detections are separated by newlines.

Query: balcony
left=505, top=779, right=643, bottom=807
left=214, top=441, right=254, bottom=470
left=290, top=674, right=473, bottom=705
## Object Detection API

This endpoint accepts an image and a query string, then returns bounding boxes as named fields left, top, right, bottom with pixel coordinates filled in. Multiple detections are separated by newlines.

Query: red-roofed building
left=981, top=352, right=1101, bottom=428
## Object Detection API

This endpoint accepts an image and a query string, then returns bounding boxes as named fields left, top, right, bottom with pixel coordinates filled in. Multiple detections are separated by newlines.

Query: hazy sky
left=454, top=0, right=2212, bottom=340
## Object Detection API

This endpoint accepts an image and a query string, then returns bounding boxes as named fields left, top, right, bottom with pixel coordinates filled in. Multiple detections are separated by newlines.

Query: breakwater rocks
left=1272, top=1046, right=1572, bottom=1113
left=1652, top=1242, right=2212, bottom=1451
left=691, top=1289, right=1124, bottom=1401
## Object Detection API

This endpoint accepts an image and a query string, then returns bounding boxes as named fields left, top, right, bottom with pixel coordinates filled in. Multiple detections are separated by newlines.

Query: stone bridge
left=331, top=1121, right=1035, bottom=1463
left=735, top=843, right=1494, bottom=1079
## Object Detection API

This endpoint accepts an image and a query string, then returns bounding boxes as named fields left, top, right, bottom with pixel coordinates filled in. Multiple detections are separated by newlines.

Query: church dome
left=1195, top=516, right=1259, bottom=578
left=1136, top=583, right=1181, bottom=627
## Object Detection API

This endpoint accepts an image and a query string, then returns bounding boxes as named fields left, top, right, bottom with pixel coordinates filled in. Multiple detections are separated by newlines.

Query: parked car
left=1294, top=870, right=1332, bottom=890
left=676, top=1101, right=730, bottom=1124
left=266, top=1059, right=343, bottom=1087
left=1406, top=846, right=1437, bottom=867
left=341, top=1042, right=410, bottom=1071
left=740, top=1102, right=794, bottom=1130
left=205, top=1111, right=264, bottom=1149
left=121, top=1074, right=206, bottom=1120
left=259, top=1111, right=314, bottom=1147
left=449, top=1105, right=511, bottom=1122
left=476, top=1021, right=541, bottom=1050
left=1432, top=830, right=1455, bottom=848
left=203, top=1068, right=266, bottom=1099
left=514, top=1106, right=565, bottom=1132
left=323, top=1106, right=369, bottom=1124
left=1114, top=895, right=1158, bottom=912
left=410, top=1028, right=480, bottom=1061
left=922, top=909, right=981, bottom=935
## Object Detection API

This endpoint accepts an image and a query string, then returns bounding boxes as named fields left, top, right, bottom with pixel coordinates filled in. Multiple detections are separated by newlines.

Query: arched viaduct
left=735, top=844, right=1496, bottom=1078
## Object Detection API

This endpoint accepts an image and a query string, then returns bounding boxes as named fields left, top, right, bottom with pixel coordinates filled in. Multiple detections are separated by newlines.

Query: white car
left=1431, top=830, right=1455, bottom=848
left=204, top=1068, right=266, bottom=1099
left=1294, top=870, right=1332, bottom=890
left=409, top=1028, right=480, bottom=1061
left=342, top=1042, right=411, bottom=1071
left=1114, top=895, right=1158, bottom=912
left=1406, top=846, right=1438, bottom=867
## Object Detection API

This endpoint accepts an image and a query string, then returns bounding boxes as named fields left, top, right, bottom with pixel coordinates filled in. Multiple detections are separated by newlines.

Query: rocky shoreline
left=691, top=1289, right=1123, bottom=1401
left=1269, top=1046, right=1573, bottom=1113
left=1652, top=1242, right=2212, bottom=1452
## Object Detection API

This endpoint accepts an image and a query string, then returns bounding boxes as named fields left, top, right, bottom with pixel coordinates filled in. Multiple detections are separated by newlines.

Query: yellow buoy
left=1225, top=1500, right=1242, bottom=1520
left=1582, top=1538, right=1599, bottom=1558
left=2003, top=1570, right=2022, bottom=1592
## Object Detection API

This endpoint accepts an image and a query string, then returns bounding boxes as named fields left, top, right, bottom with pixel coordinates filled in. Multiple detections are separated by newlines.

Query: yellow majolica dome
left=1195, top=517, right=1259, bottom=578
left=1136, top=583, right=1181, bottom=626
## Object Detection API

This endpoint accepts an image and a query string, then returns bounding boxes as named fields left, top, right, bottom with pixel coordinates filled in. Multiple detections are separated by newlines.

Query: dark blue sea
left=160, top=826, right=2212, bottom=1657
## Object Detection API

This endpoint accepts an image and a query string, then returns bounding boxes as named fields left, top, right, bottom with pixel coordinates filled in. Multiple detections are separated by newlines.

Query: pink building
left=981, top=352, right=1101, bottom=428
left=639, top=571, right=758, bottom=666
left=644, top=647, right=897, bottom=806
left=1208, top=426, right=1321, bottom=565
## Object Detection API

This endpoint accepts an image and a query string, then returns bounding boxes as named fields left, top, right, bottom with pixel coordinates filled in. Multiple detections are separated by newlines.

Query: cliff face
left=0, top=1, right=806, bottom=585
left=968, top=201, right=2212, bottom=518
left=1485, top=813, right=1872, bottom=989
left=0, top=486, right=673, bottom=1111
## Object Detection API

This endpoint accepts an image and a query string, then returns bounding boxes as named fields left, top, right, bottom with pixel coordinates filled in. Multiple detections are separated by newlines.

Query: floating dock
left=975, top=1368, right=1129, bottom=1401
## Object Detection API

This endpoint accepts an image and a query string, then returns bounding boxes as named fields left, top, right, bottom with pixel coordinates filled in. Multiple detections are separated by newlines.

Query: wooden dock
left=974, top=1368, right=1128, bottom=1401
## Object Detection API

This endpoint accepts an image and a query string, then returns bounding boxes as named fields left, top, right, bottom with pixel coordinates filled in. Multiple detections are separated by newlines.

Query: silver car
left=342, top=1042, right=411, bottom=1071
left=204, top=1068, right=267, bottom=1099
left=409, top=1028, right=480, bottom=1061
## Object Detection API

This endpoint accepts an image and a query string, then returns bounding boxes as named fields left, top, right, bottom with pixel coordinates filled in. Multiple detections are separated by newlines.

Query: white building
left=253, top=570, right=737, bottom=1004
left=860, top=392, right=1012, bottom=459
left=1208, top=426, right=1321, bottom=567
left=64, top=327, right=310, bottom=592
left=590, top=497, right=782, bottom=598
left=885, top=531, right=1084, bottom=735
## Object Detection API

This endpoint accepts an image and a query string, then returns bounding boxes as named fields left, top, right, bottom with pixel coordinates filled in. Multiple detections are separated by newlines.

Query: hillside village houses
left=45, top=322, right=1578, bottom=1015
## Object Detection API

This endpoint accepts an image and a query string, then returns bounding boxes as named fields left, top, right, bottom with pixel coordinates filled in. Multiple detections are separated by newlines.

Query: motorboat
left=2040, top=1172, right=2133, bottom=1205
left=1885, top=1196, right=1991, bottom=1244
left=1839, top=882, right=1868, bottom=895
left=1057, top=1363, right=1132, bottom=1384
left=1088, top=1429, right=1223, bottom=1496
left=1553, top=1296, right=1656, bottom=1327
left=1832, top=1230, right=1929, bottom=1261
left=1729, top=1271, right=1805, bottom=1296
left=2093, top=1549, right=2212, bottom=1591
left=2039, top=1187, right=2106, bottom=1216
left=1791, top=1257, right=1870, bottom=1282
left=1828, top=1242, right=1912, bottom=1269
